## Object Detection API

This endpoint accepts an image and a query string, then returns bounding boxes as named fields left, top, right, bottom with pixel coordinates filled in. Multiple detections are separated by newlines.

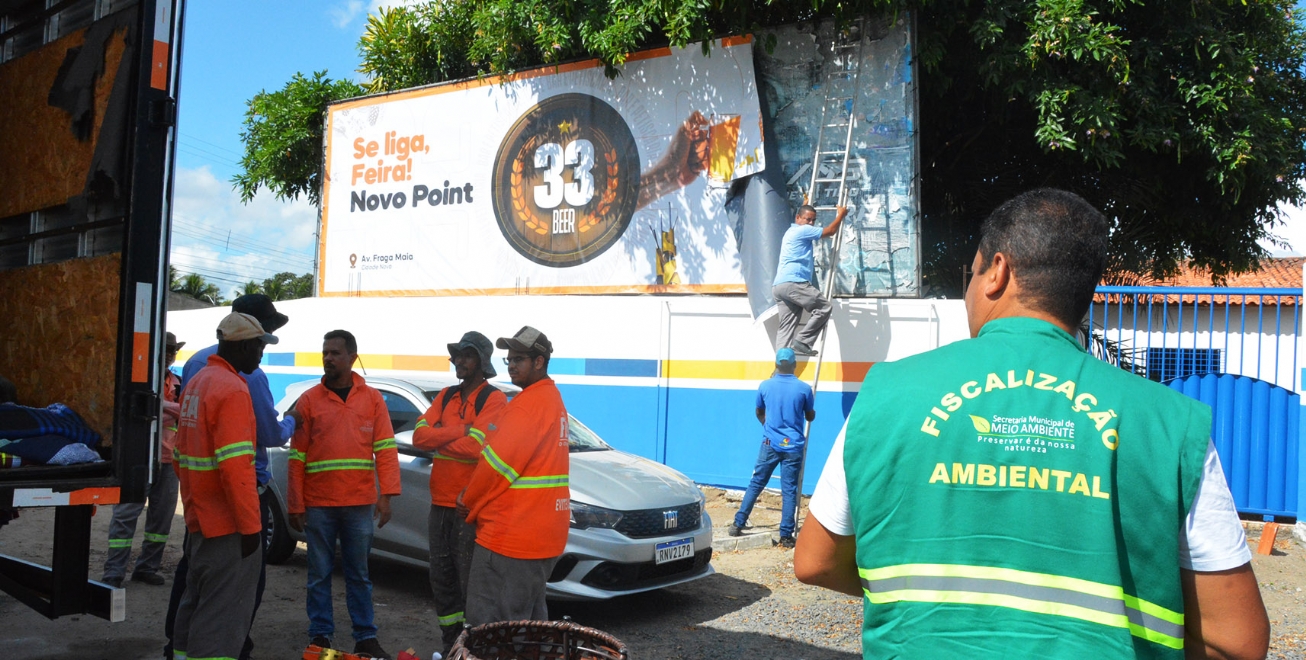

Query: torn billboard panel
left=756, top=16, right=920, bottom=298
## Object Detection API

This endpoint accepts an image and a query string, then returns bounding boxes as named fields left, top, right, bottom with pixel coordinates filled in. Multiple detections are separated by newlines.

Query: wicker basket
left=449, top=619, right=628, bottom=660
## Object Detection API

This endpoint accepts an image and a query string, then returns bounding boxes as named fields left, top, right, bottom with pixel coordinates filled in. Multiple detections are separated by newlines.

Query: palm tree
left=175, top=272, right=224, bottom=306
left=234, top=280, right=262, bottom=299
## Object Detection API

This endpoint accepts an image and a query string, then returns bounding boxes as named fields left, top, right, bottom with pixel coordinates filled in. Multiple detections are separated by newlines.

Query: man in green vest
left=794, top=189, right=1268, bottom=658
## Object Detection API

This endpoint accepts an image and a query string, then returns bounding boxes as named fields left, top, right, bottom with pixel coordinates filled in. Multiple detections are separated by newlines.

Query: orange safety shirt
left=287, top=372, right=401, bottom=513
left=172, top=354, right=261, bottom=537
left=412, top=381, right=507, bottom=507
left=462, top=377, right=569, bottom=560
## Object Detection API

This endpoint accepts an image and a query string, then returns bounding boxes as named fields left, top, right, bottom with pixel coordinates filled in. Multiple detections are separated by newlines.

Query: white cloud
left=1261, top=188, right=1306, bottom=257
left=328, top=0, right=366, bottom=28
left=170, top=165, right=317, bottom=296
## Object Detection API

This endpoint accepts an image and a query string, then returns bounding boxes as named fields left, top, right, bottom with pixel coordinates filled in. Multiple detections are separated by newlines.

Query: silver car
left=266, top=375, right=714, bottom=600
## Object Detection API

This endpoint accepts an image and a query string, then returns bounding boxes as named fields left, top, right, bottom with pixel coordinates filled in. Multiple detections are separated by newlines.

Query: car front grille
left=580, top=548, right=713, bottom=591
left=613, top=501, right=702, bottom=538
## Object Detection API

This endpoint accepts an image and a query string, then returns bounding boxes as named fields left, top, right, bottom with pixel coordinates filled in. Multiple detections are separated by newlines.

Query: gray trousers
left=172, top=531, right=261, bottom=660
left=429, top=505, right=477, bottom=648
left=103, top=466, right=179, bottom=580
left=773, top=280, right=832, bottom=348
left=465, top=544, right=557, bottom=627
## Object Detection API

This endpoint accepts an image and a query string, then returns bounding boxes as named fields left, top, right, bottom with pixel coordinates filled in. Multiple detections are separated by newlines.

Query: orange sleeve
left=411, top=397, right=465, bottom=451
left=463, top=401, right=523, bottom=523
left=440, top=389, right=508, bottom=461
left=287, top=394, right=310, bottom=514
left=215, top=388, right=261, bottom=535
left=372, top=390, right=401, bottom=497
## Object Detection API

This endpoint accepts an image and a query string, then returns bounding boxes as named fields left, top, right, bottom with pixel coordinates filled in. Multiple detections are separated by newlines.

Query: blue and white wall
left=168, top=295, right=969, bottom=493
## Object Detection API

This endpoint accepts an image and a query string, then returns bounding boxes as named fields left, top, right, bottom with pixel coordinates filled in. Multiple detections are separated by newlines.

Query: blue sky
left=170, top=0, right=399, bottom=296
left=171, top=1, right=1305, bottom=297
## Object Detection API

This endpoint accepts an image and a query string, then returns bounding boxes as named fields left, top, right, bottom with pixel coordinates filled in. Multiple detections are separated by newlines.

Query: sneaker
left=131, top=572, right=165, bottom=586
left=354, top=637, right=392, bottom=660
left=727, top=524, right=743, bottom=537
left=309, top=635, right=333, bottom=649
left=777, top=536, right=796, bottom=548
left=791, top=341, right=818, bottom=357
left=102, top=576, right=123, bottom=588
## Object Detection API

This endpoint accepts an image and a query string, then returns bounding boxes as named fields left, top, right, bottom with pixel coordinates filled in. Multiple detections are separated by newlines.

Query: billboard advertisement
left=319, top=37, right=764, bottom=297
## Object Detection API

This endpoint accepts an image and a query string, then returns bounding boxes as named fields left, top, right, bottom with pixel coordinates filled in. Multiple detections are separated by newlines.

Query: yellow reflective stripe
left=373, top=438, right=397, bottom=452
left=305, top=458, right=375, bottom=474
left=468, top=427, right=486, bottom=445
left=438, top=611, right=465, bottom=626
left=144, top=532, right=169, bottom=543
left=433, top=452, right=477, bottom=465
left=415, top=419, right=429, bottom=430
left=288, top=449, right=306, bottom=462
left=859, top=564, right=1184, bottom=650
left=108, top=538, right=133, bottom=548
left=510, top=474, right=569, bottom=489
left=214, top=441, right=255, bottom=462
left=481, top=446, right=519, bottom=483
left=174, top=453, right=217, bottom=471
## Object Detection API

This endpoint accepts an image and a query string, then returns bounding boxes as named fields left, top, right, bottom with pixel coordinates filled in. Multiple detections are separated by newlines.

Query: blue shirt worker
left=772, top=204, right=846, bottom=356
left=727, top=348, right=815, bottom=548
left=164, top=294, right=297, bottom=660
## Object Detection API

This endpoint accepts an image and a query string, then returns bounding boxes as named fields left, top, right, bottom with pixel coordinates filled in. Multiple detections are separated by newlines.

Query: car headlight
left=569, top=501, right=623, bottom=530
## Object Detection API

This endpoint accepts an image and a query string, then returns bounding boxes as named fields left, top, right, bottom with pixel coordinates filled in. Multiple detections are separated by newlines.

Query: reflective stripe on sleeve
left=214, top=441, right=255, bottom=463
left=415, top=419, right=429, bottom=430
left=288, top=449, right=306, bottom=462
left=858, top=563, right=1184, bottom=649
left=433, top=452, right=477, bottom=465
left=373, top=438, right=397, bottom=452
left=173, top=453, right=217, bottom=471
left=304, top=458, right=375, bottom=474
left=468, top=427, right=486, bottom=445
left=509, top=474, right=569, bottom=489
left=481, top=446, right=520, bottom=483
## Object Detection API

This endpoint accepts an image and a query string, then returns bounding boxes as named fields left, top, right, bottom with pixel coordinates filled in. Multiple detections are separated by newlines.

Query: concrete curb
left=712, top=531, right=777, bottom=552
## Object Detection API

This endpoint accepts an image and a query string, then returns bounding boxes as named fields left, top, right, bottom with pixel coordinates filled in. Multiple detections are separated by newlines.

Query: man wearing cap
left=462, top=326, right=569, bottom=626
left=165, top=294, right=296, bottom=660
left=287, top=329, right=401, bottom=659
left=101, top=332, right=185, bottom=588
left=171, top=313, right=276, bottom=660
left=413, top=331, right=507, bottom=654
left=773, top=205, right=847, bottom=356
left=727, top=348, right=815, bottom=548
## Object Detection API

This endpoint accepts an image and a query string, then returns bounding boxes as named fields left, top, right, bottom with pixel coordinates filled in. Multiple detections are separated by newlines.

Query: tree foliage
left=172, top=272, right=225, bottom=306
left=233, top=71, right=365, bottom=206
left=236, top=272, right=315, bottom=301
left=236, top=0, right=1306, bottom=291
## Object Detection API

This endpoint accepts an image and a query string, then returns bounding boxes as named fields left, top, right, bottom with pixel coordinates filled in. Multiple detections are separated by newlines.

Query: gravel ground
left=0, top=490, right=1300, bottom=659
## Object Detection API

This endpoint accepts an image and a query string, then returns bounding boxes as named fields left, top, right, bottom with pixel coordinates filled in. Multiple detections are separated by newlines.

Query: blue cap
left=776, top=348, right=796, bottom=365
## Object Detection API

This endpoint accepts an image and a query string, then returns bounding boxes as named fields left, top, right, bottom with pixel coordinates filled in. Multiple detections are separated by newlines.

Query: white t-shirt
left=808, top=422, right=1251, bottom=572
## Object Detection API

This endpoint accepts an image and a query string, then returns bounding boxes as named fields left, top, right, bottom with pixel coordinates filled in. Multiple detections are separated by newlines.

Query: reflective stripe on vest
left=433, top=451, right=477, bottom=465
left=510, top=474, right=569, bottom=489
left=304, top=458, right=375, bottom=474
left=858, top=563, right=1184, bottom=650
left=373, top=438, right=397, bottom=452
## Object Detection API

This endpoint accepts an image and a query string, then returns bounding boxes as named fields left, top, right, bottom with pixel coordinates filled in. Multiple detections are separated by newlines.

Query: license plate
left=655, top=538, right=694, bottom=564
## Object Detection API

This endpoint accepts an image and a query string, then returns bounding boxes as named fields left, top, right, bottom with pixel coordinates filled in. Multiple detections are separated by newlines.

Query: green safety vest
left=844, top=317, right=1209, bottom=658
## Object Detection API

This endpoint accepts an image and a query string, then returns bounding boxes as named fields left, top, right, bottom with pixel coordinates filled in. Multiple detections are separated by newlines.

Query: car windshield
left=567, top=415, right=609, bottom=452
left=421, top=388, right=609, bottom=452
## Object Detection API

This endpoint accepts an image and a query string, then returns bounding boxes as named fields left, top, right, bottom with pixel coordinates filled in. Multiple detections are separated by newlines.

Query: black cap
left=231, top=294, right=289, bottom=334
left=447, top=331, right=497, bottom=378
left=496, top=326, right=553, bottom=356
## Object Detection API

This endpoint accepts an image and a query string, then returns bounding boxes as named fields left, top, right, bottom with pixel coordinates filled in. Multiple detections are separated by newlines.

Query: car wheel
left=264, top=492, right=296, bottom=565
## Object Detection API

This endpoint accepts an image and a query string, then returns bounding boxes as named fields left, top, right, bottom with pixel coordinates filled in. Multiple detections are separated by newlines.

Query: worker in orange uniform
left=462, top=326, right=569, bottom=627
left=288, top=329, right=401, bottom=660
left=413, top=331, right=507, bottom=654
left=171, top=313, right=276, bottom=660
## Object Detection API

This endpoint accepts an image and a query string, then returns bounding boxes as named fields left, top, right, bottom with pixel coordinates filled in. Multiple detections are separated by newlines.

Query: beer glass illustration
left=707, top=113, right=741, bottom=185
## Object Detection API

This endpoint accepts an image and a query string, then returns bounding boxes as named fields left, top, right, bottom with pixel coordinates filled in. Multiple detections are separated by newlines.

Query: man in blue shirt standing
left=164, top=294, right=298, bottom=660
left=728, top=348, right=815, bottom=548
left=773, top=204, right=846, bottom=356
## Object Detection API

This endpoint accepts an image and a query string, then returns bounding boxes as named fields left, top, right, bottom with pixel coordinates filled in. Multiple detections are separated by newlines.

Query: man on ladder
left=773, top=204, right=847, bottom=356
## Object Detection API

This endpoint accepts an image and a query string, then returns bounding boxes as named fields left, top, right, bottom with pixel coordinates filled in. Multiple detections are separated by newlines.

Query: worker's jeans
left=734, top=441, right=804, bottom=538
left=305, top=504, right=378, bottom=642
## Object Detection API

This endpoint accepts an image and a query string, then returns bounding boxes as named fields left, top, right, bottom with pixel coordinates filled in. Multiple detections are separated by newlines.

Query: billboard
left=319, top=37, right=765, bottom=297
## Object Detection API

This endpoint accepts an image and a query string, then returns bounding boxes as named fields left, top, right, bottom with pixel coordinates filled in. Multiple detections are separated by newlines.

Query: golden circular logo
left=491, top=94, right=640, bottom=268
